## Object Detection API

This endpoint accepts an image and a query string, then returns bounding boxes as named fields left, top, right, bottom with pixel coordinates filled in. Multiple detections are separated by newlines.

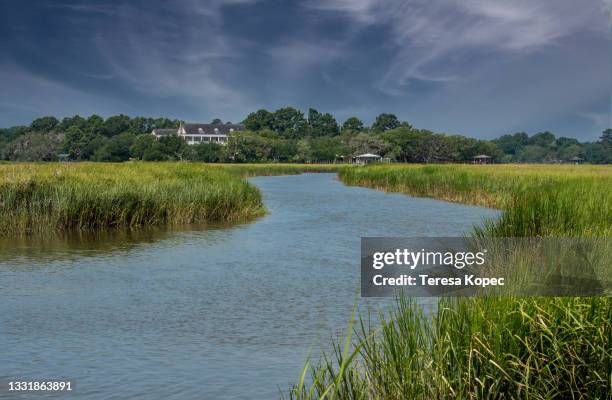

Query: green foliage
left=493, top=132, right=528, bottom=155
left=243, top=109, right=275, bottom=131
left=528, top=131, right=556, bottom=147
left=130, top=134, right=155, bottom=159
left=0, top=112, right=609, bottom=164
left=339, top=164, right=611, bottom=236
left=192, top=142, right=225, bottom=162
left=30, top=116, right=59, bottom=132
left=288, top=296, right=611, bottom=400
left=601, top=128, right=612, bottom=145
left=516, top=144, right=550, bottom=162
left=0, top=163, right=266, bottom=235
left=272, top=107, right=308, bottom=138
left=372, top=113, right=400, bottom=132
left=288, top=165, right=612, bottom=399
left=341, top=117, right=364, bottom=133
left=2, top=132, right=62, bottom=161
left=307, top=108, right=339, bottom=137
left=92, top=132, right=135, bottom=162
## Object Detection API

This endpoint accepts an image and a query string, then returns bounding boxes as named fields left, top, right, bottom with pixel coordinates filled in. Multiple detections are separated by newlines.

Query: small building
left=568, top=156, right=584, bottom=164
left=473, top=154, right=492, bottom=164
left=354, top=153, right=382, bottom=164
left=152, top=122, right=245, bottom=145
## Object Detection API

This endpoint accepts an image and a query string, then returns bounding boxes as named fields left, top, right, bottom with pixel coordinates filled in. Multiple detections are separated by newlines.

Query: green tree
left=61, top=126, right=86, bottom=159
left=3, top=132, right=62, bottom=161
left=493, top=132, right=528, bottom=155
left=557, top=144, right=583, bottom=161
left=307, top=108, right=339, bottom=137
left=517, top=145, right=549, bottom=162
left=158, top=135, right=187, bottom=160
left=528, top=131, right=556, bottom=147
left=0, top=126, right=29, bottom=142
left=243, top=109, right=274, bottom=131
left=143, top=146, right=167, bottom=161
left=272, top=107, right=307, bottom=138
left=85, top=115, right=105, bottom=135
left=226, top=132, right=272, bottom=162
left=584, top=142, right=612, bottom=164
left=92, top=132, right=135, bottom=161
left=102, top=115, right=131, bottom=137
left=130, top=135, right=155, bottom=159
left=211, top=118, right=223, bottom=124
left=342, top=117, right=364, bottom=133
left=30, top=116, right=59, bottom=133
left=372, top=113, right=400, bottom=132
left=556, top=137, right=580, bottom=148
left=347, top=133, right=390, bottom=156
left=192, top=142, right=225, bottom=162
left=310, top=136, right=346, bottom=161
left=600, top=128, right=612, bottom=145
left=295, top=139, right=313, bottom=162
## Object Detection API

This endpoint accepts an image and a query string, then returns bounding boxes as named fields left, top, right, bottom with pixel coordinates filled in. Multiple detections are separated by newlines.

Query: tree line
left=0, top=108, right=610, bottom=163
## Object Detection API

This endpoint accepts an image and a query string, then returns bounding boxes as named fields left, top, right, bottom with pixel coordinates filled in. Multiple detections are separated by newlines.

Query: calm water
left=0, top=173, right=498, bottom=399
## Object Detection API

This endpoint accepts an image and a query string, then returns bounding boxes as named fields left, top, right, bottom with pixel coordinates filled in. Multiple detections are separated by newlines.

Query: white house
left=152, top=122, right=245, bottom=145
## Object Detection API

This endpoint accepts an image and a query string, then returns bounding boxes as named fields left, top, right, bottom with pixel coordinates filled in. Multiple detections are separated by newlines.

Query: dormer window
left=214, top=128, right=219, bottom=133
left=229, top=128, right=234, bottom=132
left=198, top=128, right=204, bottom=134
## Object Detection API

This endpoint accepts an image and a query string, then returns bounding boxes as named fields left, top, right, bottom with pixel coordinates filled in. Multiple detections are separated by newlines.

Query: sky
left=0, top=0, right=610, bottom=140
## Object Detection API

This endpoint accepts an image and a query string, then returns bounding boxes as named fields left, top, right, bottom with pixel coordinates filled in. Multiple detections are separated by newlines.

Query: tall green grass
left=0, top=162, right=268, bottom=235
left=339, top=164, right=611, bottom=237
left=0, top=162, right=345, bottom=236
left=0, top=162, right=345, bottom=235
left=290, top=297, right=610, bottom=399
left=213, top=163, right=345, bottom=177
left=288, top=164, right=612, bottom=399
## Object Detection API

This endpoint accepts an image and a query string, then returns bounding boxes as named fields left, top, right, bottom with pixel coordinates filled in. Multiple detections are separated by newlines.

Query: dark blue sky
left=1, top=0, right=610, bottom=139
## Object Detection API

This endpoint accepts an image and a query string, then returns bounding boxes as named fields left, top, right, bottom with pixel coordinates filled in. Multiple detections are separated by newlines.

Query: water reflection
left=0, top=223, right=248, bottom=264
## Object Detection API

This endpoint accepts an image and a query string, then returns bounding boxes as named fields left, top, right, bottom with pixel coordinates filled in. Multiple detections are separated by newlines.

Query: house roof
left=473, top=154, right=491, bottom=158
left=182, top=123, right=245, bottom=135
left=568, top=156, right=584, bottom=161
left=355, top=153, right=382, bottom=158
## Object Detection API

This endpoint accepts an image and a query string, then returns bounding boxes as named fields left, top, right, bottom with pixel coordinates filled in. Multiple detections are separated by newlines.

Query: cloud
left=576, top=111, right=610, bottom=129
left=0, top=63, right=124, bottom=123
left=91, top=0, right=259, bottom=116
left=305, top=0, right=610, bottom=94
left=266, top=41, right=345, bottom=77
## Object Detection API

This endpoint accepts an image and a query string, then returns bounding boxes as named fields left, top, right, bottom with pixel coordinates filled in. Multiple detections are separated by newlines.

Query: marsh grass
left=288, top=164, right=612, bottom=399
left=339, top=164, right=611, bottom=237
left=0, top=162, right=346, bottom=236
left=0, top=162, right=266, bottom=235
left=288, top=297, right=610, bottom=399
left=213, top=163, right=344, bottom=177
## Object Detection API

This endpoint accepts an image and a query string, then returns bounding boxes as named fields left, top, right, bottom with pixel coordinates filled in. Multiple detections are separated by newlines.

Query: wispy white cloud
left=266, top=41, right=345, bottom=77
left=92, top=0, right=259, bottom=117
left=305, top=0, right=610, bottom=94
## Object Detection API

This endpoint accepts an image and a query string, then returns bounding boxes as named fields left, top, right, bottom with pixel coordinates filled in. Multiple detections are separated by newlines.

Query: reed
left=288, top=164, right=612, bottom=399
left=289, top=296, right=611, bottom=399
left=339, top=164, right=611, bottom=237
left=0, top=162, right=269, bottom=235
left=0, top=162, right=345, bottom=236
left=213, top=163, right=344, bottom=177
